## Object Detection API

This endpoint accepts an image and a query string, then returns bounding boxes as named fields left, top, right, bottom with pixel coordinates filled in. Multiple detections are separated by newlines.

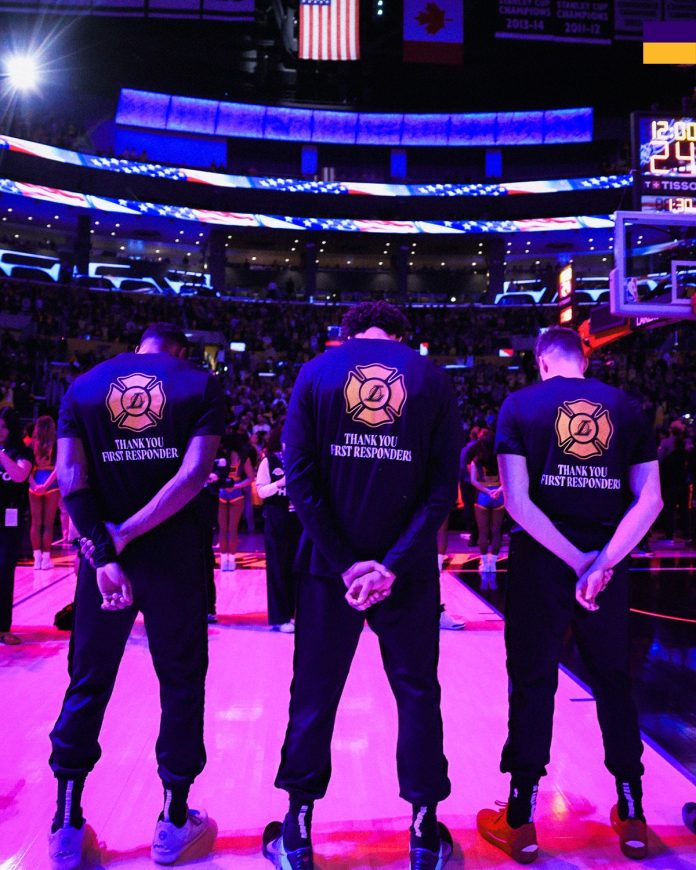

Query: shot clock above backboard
left=633, top=114, right=696, bottom=214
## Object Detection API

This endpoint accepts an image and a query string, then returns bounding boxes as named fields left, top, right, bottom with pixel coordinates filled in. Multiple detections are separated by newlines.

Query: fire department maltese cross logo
left=344, top=363, right=407, bottom=428
left=555, top=398, right=613, bottom=459
left=106, top=373, right=166, bottom=432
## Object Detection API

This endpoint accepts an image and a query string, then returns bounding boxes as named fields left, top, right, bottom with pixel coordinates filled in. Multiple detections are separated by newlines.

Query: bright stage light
left=4, top=54, right=40, bottom=91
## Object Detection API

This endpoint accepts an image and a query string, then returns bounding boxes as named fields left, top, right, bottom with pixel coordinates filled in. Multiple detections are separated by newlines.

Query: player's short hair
left=341, top=301, right=411, bottom=340
left=534, top=326, right=585, bottom=361
left=140, top=322, right=189, bottom=353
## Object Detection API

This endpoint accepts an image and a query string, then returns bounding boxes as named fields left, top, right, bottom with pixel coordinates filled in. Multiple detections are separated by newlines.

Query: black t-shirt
left=283, top=338, right=461, bottom=578
left=0, top=444, right=33, bottom=513
left=496, top=376, right=657, bottom=527
left=58, top=352, right=225, bottom=525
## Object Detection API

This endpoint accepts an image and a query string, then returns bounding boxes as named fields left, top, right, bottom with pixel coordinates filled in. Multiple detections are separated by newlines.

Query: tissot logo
left=555, top=398, right=613, bottom=460
left=344, top=363, right=407, bottom=428
left=106, top=373, right=166, bottom=433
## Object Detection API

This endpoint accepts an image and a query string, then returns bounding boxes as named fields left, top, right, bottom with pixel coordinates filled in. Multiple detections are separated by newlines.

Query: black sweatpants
left=275, top=570, right=451, bottom=804
left=0, top=525, right=21, bottom=632
left=501, top=529, right=644, bottom=782
left=49, top=527, right=209, bottom=787
left=264, top=504, right=301, bottom=626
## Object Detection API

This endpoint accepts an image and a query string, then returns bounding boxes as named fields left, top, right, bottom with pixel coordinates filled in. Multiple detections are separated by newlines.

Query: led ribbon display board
left=0, top=177, right=615, bottom=234
left=0, top=0, right=254, bottom=19
left=633, top=114, right=696, bottom=215
left=116, top=89, right=594, bottom=146
left=0, top=135, right=630, bottom=198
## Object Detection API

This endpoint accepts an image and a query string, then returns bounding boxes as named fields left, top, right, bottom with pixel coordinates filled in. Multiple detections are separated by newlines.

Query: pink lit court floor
left=1, top=548, right=695, bottom=868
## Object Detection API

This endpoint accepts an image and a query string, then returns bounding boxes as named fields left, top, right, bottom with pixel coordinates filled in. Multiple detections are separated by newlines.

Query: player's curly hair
left=341, top=301, right=411, bottom=340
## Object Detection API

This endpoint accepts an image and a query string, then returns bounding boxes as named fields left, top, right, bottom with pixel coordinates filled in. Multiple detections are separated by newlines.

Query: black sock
left=616, top=778, right=645, bottom=822
left=506, top=778, right=539, bottom=829
left=283, top=797, right=314, bottom=851
left=160, top=783, right=190, bottom=828
left=52, top=777, right=85, bottom=833
left=409, top=804, right=439, bottom=852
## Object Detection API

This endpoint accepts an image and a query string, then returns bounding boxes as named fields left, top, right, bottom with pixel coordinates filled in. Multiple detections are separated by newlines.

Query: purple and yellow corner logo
left=644, top=22, right=696, bottom=65
left=555, top=399, right=613, bottom=460
left=107, top=373, right=166, bottom=432
left=344, top=363, right=407, bottom=428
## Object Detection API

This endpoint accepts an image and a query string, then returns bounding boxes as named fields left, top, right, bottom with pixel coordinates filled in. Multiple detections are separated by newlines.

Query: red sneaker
left=610, top=804, right=648, bottom=859
left=477, top=807, right=538, bottom=864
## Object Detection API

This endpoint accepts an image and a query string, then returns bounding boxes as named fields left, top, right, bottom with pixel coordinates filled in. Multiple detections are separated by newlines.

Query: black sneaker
left=410, top=822, right=453, bottom=869
left=262, top=821, right=313, bottom=869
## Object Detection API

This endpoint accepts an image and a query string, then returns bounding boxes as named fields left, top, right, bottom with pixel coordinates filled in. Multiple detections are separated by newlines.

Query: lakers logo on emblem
left=344, top=363, right=407, bottom=428
left=555, top=399, right=613, bottom=459
left=106, top=373, right=166, bottom=432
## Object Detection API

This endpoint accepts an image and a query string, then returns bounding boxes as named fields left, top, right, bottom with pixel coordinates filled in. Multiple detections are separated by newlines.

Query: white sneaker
left=33, top=550, right=42, bottom=570
left=42, top=552, right=54, bottom=570
left=276, top=621, right=295, bottom=633
left=478, top=555, right=487, bottom=572
left=151, top=809, right=216, bottom=865
left=219, top=553, right=228, bottom=571
left=227, top=555, right=236, bottom=571
left=489, top=555, right=498, bottom=572
left=48, top=823, right=96, bottom=870
left=440, top=609, right=466, bottom=630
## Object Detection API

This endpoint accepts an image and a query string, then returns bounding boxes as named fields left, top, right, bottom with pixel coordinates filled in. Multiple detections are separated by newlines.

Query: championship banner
left=496, top=0, right=611, bottom=45
left=403, top=0, right=464, bottom=64
left=616, top=0, right=696, bottom=41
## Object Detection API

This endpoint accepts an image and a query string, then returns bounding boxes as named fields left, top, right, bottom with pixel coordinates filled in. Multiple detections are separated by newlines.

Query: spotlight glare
left=5, top=54, right=40, bottom=91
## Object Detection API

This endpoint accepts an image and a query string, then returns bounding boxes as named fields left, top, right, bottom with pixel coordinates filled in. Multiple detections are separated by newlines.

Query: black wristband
left=62, top=489, right=118, bottom=567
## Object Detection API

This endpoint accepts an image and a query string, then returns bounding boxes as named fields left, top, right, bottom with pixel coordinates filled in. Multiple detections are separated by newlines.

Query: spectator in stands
left=29, top=415, right=60, bottom=570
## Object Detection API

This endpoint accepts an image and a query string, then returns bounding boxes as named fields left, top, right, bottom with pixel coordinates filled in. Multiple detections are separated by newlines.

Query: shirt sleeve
left=192, top=374, right=226, bottom=438
left=255, top=457, right=278, bottom=500
left=283, top=362, right=358, bottom=575
left=57, top=384, right=81, bottom=439
left=495, top=395, right=525, bottom=456
left=627, top=400, right=658, bottom=465
left=382, top=369, right=461, bottom=577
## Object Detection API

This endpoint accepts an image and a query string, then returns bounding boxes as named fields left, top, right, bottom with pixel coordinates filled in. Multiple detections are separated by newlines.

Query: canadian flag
left=403, top=0, right=464, bottom=65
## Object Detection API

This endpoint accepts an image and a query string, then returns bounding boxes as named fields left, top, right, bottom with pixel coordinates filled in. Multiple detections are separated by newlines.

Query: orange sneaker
left=477, top=806, right=538, bottom=864
left=610, top=804, right=648, bottom=859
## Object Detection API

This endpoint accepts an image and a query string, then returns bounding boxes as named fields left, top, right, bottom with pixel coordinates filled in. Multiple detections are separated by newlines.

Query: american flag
left=299, top=0, right=359, bottom=62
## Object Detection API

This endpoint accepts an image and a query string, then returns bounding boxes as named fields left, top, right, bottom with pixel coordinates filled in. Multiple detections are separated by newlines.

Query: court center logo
left=106, top=373, right=166, bottom=432
left=555, top=398, right=613, bottom=459
left=344, top=363, right=407, bottom=428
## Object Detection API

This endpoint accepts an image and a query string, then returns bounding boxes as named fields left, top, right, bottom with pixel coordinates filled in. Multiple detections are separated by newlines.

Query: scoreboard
left=633, top=114, right=696, bottom=214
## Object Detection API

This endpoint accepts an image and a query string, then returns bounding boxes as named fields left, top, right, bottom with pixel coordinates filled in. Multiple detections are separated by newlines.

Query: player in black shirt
left=262, top=302, right=461, bottom=870
left=48, top=323, right=225, bottom=870
left=477, top=327, right=662, bottom=864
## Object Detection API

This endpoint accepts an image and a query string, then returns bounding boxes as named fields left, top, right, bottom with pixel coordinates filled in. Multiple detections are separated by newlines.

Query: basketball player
left=263, top=301, right=461, bottom=869
left=48, top=323, right=224, bottom=869
left=477, top=326, right=662, bottom=863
